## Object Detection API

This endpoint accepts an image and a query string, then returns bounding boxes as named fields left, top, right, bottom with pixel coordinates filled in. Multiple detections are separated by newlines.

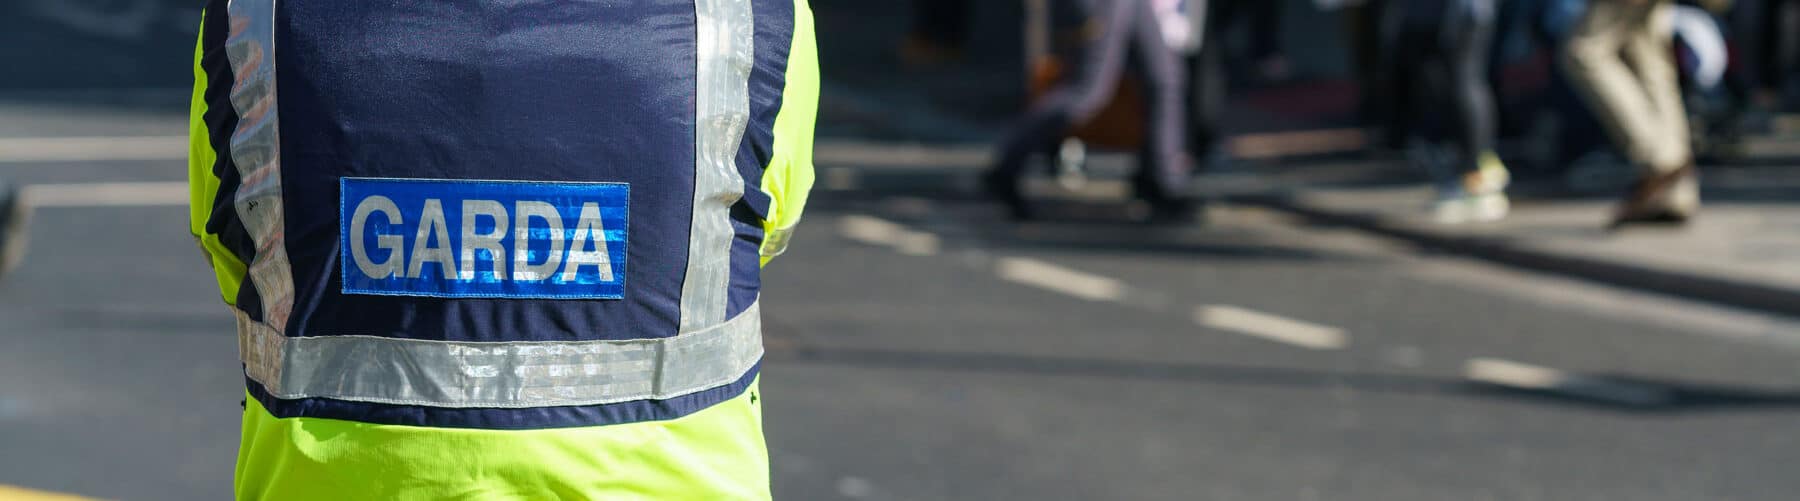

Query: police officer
left=189, top=0, right=817, bottom=498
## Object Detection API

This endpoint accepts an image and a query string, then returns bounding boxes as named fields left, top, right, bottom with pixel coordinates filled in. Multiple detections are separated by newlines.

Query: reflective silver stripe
left=681, top=0, right=755, bottom=333
left=225, top=0, right=295, bottom=332
left=239, top=301, right=764, bottom=408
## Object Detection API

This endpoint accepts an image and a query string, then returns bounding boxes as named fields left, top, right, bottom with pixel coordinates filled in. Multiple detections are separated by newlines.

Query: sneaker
left=1054, top=138, right=1088, bottom=191
left=1433, top=191, right=1511, bottom=224
left=1433, top=152, right=1511, bottom=224
left=0, top=179, right=31, bottom=280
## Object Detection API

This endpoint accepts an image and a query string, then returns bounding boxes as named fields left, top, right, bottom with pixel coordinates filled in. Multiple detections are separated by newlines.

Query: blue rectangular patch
left=340, top=177, right=629, bottom=299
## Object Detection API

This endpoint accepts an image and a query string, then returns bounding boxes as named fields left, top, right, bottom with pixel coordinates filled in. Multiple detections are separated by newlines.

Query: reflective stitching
left=681, top=0, right=755, bottom=333
left=239, top=301, right=763, bottom=408
left=225, top=0, right=295, bottom=332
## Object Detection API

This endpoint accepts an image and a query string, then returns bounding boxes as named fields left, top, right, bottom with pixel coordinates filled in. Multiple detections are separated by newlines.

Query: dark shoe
left=0, top=179, right=30, bottom=280
left=981, top=170, right=1033, bottom=221
left=1609, top=164, right=1699, bottom=229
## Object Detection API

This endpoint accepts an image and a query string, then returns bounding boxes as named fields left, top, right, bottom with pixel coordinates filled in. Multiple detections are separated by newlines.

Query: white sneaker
left=1432, top=152, right=1511, bottom=224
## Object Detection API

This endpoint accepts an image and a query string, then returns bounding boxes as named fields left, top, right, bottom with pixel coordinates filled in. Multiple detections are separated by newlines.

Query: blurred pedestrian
left=1376, top=0, right=1513, bottom=223
left=0, top=178, right=27, bottom=280
left=1735, top=0, right=1800, bottom=108
left=987, top=0, right=1193, bottom=221
left=189, top=0, right=817, bottom=499
left=1560, top=0, right=1717, bottom=226
left=1186, top=0, right=1230, bottom=171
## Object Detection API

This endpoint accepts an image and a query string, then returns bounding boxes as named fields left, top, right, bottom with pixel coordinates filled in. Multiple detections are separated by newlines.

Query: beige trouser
left=1560, top=0, right=1691, bottom=174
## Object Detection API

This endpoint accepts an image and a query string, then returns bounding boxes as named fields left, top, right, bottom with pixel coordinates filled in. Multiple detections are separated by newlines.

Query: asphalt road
left=2, top=103, right=1799, bottom=500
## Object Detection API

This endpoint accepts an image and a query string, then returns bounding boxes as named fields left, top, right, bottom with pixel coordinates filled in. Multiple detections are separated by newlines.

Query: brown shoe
left=1609, top=163, right=1699, bottom=229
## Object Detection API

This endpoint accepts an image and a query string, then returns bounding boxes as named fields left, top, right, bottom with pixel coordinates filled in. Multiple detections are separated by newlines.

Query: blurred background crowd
left=905, top=0, right=1779, bottom=226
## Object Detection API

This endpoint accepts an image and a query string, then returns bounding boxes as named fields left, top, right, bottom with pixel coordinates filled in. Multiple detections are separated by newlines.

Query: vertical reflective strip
left=683, top=0, right=755, bottom=333
left=225, top=0, right=294, bottom=332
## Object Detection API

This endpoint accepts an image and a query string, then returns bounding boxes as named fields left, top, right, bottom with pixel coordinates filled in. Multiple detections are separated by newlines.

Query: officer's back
left=189, top=1, right=819, bottom=498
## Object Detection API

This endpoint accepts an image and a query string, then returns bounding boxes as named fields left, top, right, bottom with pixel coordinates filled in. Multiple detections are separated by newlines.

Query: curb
left=1242, top=195, right=1800, bottom=318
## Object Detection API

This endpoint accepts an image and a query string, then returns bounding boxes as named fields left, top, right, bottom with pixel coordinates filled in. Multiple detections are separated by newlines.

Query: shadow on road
left=767, top=344, right=1800, bottom=415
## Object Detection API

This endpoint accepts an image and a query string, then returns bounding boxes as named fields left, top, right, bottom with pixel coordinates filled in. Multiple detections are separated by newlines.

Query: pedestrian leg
left=988, top=0, right=1139, bottom=219
left=1127, top=0, right=1192, bottom=213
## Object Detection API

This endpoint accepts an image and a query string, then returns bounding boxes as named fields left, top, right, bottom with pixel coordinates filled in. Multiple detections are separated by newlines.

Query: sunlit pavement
left=2, top=106, right=1799, bottom=500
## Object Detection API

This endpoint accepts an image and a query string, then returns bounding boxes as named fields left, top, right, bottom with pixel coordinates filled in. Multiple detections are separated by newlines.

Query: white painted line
left=840, top=214, right=907, bottom=246
left=1463, top=358, right=1673, bottom=407
left=839, top=214, right=940, bottom=257
left=1194, top=305, right=1347, bottom=350
left=0, top=136, right=187, bottom=163
left=0, top=484, right=97, bottom=500
left=23, top=182, right=188, bottom=208
left=1226, top=128, right=1367, bottom=160
left=1021, top=178, right=1131, bottom=201
left=895, top=232, right=940, bottom=256
left=882, top=196, right=935, bottom=217
left=1464, top=358, right=1563, bottom=389
left=995, top=257, right=1124, bottom=302
left=814, top=141, right=989, bottom=169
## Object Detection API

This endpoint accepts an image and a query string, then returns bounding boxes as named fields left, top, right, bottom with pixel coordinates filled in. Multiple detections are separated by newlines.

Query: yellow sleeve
left=189, top=10, right=248, bottom=304
left=758, top=0, right=819, bottom=267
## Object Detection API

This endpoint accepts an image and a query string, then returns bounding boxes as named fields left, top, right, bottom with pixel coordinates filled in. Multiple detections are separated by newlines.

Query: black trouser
left=1188, top=0, right=1226, bottom=157
left=991, top=0, right=1189, bottom=201
left=1376, top=0, right=1498, bottom=175
left=1736, top=0, right=1800, bottom=97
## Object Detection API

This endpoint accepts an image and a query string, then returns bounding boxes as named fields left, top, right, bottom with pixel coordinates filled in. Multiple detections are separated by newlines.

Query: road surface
left=1, top=105, right=1797, bottom=500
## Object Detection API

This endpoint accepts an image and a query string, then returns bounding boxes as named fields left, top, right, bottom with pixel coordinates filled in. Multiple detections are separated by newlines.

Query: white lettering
left=512, top=201, right=565, bottom=281
left=407, top=199, right=458, bottom=278
left=350, top=195, right=405, bottom=279
left=559, top=202, right=614, bottom=282
left=459, top=199, right=508, bottom=281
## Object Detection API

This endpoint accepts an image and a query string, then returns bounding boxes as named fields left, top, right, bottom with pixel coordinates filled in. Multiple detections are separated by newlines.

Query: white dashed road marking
left=24, top=181, right=188, bottom=208
left=0, top=136, right=186, bottom=163
left=1194, top=305, right=1348, bottom=350
left=995, top=257, right=1124, bottom=302
left=0, top=484, right=96, bottom=500
left=839, top=215, right=940, bottom=256
left=1463, top=358, right=1674, bottom=407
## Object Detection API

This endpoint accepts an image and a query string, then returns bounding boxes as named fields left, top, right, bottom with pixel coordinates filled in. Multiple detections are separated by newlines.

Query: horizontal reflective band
left=238, top=302, right=763, bottom=408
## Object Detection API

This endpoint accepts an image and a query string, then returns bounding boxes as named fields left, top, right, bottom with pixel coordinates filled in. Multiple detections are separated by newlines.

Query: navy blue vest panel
left=274, top=1, right=702, bottom=343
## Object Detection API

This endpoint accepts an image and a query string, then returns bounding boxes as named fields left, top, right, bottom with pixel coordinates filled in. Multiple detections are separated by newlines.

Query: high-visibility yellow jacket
left=188, top=1, right=818, bottom=498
